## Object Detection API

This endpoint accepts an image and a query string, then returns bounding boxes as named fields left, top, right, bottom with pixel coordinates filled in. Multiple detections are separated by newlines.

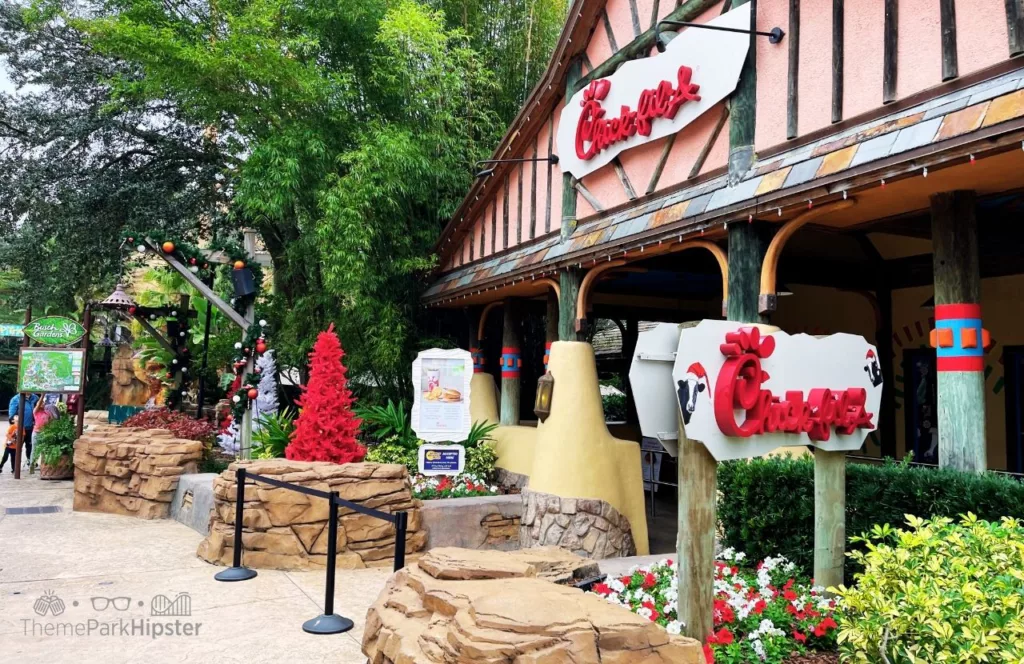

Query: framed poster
left=411, top=348, right=473, bottom=443
left=17, top=348, right=86, bottom=394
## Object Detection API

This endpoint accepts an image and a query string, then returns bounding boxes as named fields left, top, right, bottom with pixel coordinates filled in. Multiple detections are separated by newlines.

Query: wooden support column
left=559, top=57, right=585, bottom=343
left=500, top=299, right=522, bottom=426
left=727, top=222, right=768, bottom=323
left=677, top=415, right=718, bottom=641
left=883, top=0, right=898, bottom=103
left=545, top=291, right=558, bottom=371
left=559, top=269, right=583, bottom=341
left=814, top=450, right=846, bottom=590
left=728, top=0, right=756, bottom=182
left=931, top=191, right=986, bottom=472
left=624, top=319, right=639, bottom=425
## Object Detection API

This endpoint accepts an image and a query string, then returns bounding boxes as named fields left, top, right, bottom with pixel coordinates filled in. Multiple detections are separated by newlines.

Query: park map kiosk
left=12, top=316, right=89, bottom=480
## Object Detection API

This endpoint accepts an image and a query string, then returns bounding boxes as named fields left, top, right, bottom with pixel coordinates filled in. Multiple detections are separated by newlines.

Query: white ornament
left=181, top=367, right=188, bottom=373
left=259, top=319, right=267, bottom=327
left=137, top=245, right=146, bottom=253
left=232, top=395, right=241, bottom=403
left=179, top=331, right=186, bottom=337
left=172, top=359, right=178, bottom=365
left=189, top=266, right=199, bottom=273
left=234, top=342, right=242, bottom=349
left=171, top=310, right=177, bottom=316
left=149, top=314, right=156, bottom=320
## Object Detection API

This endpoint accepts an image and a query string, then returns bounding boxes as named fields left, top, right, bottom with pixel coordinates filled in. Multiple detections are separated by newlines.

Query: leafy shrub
left=602, top=393, right=627, bottom=421
left=466, top=442, right=497, bottom=478
left=252, top=408, right=295, bottom=459
left=32, top=416, right=78, bottom=466
left=123, top=408, right=218, bottom=443
left=718, top=456, right=1024, bottom=578
left=837, top=514, right=1024, bottom=663
left=365, top=435, right=418, bottom=475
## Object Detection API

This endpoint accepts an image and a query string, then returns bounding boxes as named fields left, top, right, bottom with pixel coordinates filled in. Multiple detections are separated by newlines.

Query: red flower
left=793, top=630, right=807, bottom=643
left=592, top=583, right=612, bottom=596
left=641, top=601, right=660, bottom=621
left=707, top=628, right=734, bottom=645
left=620, top=576, right=633, bottom=587
left=752, top=599, right=767, bottom=615
left=784, top=589, right=798, bottom=601
left=713, top=599, right=735, bottom=625
left=813, top=618, right=837, bottom=638
left=642, top=572, right=657, bottom=589
left=703, top=643, right=715, bottom=664
left=783, top=579, right=795, bottom=591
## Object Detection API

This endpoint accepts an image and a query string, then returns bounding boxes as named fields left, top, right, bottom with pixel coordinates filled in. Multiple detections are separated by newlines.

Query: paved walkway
left=0, top=471, right=387, bottom=663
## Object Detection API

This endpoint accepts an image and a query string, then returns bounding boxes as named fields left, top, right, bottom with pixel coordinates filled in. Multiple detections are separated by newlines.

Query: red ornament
left=162, top=241, right=175, bottom=253
left=243, top=347, right=250, bottom=355
left=128, top=306, right=137, bottom=314
left=166, top=372, right=173, bottom=379
left=127, top=236, right=134, bottom=243
left=247, top=388, right=259, bottom=400
left=255, top=340, right=267, bottom=354
left=202, top=263, right=209, bottom=269
left=233, top=260, right=245, bottom=270
left=285, top=324, right=366, bottom=464
left=189, top=257, right=197, bottom=265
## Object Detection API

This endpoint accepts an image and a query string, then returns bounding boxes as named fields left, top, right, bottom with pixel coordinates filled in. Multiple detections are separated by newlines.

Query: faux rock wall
left=73, top=425, right=203, bottom=520
left=197, top=460, right=426, bottom=571
left=520, top=489, right=636, bottom=559
left=419, top=494, right=522, bottom=552
left=363, top=547, right=703, bottom=663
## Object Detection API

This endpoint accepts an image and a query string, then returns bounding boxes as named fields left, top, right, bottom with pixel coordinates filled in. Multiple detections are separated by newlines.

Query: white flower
left=609, top=579, right=626, bottom=593
left=666, top=621, right=682, bottom=635
left=752, top=638, right=766, bottom=661
left=636, top=607, right=653, bottom=620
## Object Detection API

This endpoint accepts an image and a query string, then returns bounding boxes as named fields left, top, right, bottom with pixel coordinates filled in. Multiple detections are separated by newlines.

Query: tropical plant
left=462, top=420, right=499, bottom=449
left=357, top=400, right=414, bottom=447
left=252, top=408, right=296, bottom=459
left=32, top=416, right=78, bottom=466
left=836, top=514, right=1024, bottom=664
left=465, top=442, right=497, bottom=479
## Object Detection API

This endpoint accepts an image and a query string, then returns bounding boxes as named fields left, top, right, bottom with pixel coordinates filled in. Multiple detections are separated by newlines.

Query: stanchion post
left=302, top=492, right=353, bottom=635
left=393, top=511, right=408, bottom=572
left=215, top=467, right=258, bottom=582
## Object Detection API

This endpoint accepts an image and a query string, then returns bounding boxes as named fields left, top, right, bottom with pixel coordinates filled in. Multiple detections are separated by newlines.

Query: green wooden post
left=559, top=57, right=585, bottom=342
left=930, top=191, right=986, bottom=472
left=728, top=0, right=756, bottom=183
left=500, top=298, right=521, bottom=426
left=727, top=222, right=768, bottom=324
left=814, top=450, right=846, bottom=590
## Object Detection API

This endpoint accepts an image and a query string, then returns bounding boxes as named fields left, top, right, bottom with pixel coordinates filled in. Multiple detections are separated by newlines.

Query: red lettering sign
left=713, top=328, right=874, bottom=441
left=575, top=66, right=702, bottom=161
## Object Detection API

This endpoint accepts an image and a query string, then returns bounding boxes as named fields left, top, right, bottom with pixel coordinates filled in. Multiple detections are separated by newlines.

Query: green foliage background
left=1, top=0, right=567, bottom=405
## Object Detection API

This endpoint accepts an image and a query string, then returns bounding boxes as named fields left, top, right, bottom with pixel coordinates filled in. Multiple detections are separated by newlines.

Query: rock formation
left=73, top=424, right=203, bottom=519
left=363, top=547, right=703, bottom=663
left=520, top=489, right=637, bottom=559
left=197, top=459, right=426, bottom=570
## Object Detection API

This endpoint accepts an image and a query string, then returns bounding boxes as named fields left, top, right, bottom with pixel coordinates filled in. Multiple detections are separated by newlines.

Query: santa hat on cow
left=686, top=362, right=710, bottom=393
left=865, top=349, right=876, bottom=360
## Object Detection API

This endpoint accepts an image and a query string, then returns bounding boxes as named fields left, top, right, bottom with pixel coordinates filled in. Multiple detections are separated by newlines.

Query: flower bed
left=590, top=549, right=838, bottom=664
left=411, top=472, right=500, bottom=500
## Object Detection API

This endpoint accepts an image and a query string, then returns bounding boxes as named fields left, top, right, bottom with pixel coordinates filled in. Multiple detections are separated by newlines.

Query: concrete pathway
left=0, top=471, right=387, bottom=663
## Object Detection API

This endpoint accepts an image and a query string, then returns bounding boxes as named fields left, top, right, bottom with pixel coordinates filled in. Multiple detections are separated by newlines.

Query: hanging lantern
left=100, top=283, right=137, bottom=310
left=534, top=372, right=555, bottom=422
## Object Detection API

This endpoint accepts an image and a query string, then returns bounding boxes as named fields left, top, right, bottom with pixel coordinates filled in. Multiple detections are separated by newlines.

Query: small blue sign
left=418, top=444, right=466, bottom=476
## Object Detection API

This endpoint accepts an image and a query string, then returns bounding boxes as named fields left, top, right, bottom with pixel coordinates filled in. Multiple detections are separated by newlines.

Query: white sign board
left=629, top=323, right=684, bottom=457
left=418, top=444, right=466, bottom=476
left=411, top=348, right=473, bottom=443
left=672, top=321, right=883, bottom=461
left=556, top=4, right=751, bottom=179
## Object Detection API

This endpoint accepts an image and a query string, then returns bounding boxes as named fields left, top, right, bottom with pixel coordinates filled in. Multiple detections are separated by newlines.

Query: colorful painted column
left=930, top=191, right=986, bottom=472
left=500, top=298, right=522, bottom=426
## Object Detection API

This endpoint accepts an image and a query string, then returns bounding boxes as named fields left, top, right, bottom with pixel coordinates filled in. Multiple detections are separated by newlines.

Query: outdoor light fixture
left=474, top=155, right=560, bottom=179
left=534, top=371, right=555, bottom=422
left=99, top=283, right=137, bottom=310
left=654, top=19, right=784, bottom=53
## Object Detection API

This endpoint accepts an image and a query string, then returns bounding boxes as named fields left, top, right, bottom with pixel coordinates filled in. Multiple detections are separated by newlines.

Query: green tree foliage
left=4, top=0, right=566, bottom=403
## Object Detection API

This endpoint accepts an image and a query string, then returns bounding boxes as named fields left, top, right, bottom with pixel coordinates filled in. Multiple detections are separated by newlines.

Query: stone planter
left=419, top=494, right=522, bottom=552
left=40, top=454, right=74, bottom=480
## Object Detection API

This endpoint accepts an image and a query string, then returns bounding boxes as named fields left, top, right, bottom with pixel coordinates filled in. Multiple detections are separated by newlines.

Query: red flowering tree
left=285, top=325, right=365, bottom=463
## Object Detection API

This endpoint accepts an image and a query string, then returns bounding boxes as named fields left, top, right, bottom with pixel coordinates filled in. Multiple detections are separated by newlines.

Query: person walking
left=0, top=416, right=17, bottom=473
left=8, top=393, right=39, bottom=471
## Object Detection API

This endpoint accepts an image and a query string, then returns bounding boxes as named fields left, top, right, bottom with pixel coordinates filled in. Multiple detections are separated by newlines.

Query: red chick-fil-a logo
left=575, top=66, right=702, bottom=161
left=712, top=328, right=875, bottom=441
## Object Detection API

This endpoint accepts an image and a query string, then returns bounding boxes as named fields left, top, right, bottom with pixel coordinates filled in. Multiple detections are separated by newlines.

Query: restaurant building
left=425, top=0, right=1024, bottom=534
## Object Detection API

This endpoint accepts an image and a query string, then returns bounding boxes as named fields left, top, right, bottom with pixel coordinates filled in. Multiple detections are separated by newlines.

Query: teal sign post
left=24, top=316, right=86, bottom=346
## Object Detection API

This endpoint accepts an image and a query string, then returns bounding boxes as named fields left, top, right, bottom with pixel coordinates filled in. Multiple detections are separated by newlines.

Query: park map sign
left=18, top=348, right=86, bottom=393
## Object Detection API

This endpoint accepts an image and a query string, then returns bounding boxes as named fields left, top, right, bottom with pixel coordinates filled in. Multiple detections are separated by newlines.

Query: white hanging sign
left=411, top=348, right=473, bottom=443
left=672, top=321, right=883, bottom=461
left=556, top=3, right=751, bottom=179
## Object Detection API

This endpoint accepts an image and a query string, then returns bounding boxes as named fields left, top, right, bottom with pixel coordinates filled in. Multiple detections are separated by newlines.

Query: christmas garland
left=227, top=319, right=271, bottom=419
